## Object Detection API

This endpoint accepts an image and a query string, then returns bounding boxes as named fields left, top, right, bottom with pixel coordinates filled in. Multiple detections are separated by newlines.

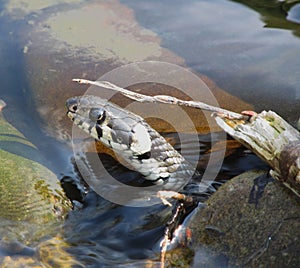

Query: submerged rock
left=1, top=0, right=254, bottom=140
left=0, top=107, right=70, bottom=222
left=0, top=104, right=72, bottom=264
left=189, top=170, right=300, bottom=267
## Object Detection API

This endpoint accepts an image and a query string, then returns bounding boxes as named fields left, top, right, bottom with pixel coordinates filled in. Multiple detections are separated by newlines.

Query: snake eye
left=66, top=98, right=79, bottom=113
left=69, top=104, right=78, bottom=112
left=89, top=108, right=106, bottom=124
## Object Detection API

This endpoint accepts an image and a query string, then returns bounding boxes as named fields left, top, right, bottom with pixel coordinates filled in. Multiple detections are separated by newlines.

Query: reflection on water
left=232, top=0, right=300, bottom=35
left=123, top=0, right=300, bottom=124
left=287, top=3, right=300, bottom=23
left=0, top=0, right=299, bottom=266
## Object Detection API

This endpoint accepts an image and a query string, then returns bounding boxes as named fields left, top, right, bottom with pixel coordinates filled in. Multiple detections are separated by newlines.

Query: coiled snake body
left=66, top=95, right=208, bottom=194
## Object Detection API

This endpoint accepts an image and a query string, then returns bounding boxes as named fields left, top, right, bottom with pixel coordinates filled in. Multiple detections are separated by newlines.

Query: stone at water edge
left=0, top=102, right=71, bottom=245
left=188, top=170, right=300, bottom=267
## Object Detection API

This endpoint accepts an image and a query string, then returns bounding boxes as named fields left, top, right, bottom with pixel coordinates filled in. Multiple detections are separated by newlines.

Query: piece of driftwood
left=73, top=79, right=300, bottom=197
left=214, top=110, right=300, bottom=197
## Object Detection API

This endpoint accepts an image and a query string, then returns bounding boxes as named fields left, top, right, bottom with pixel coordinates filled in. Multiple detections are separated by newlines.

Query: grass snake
left=66, top=95, right=216, bottom=199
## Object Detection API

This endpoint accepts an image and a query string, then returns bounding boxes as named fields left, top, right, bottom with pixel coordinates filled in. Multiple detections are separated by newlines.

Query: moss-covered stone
left=164, top=247, right=194, bottom=268
left=189, top=170, right=300, bottom=267
left=0, top=111, right=71, bottom=245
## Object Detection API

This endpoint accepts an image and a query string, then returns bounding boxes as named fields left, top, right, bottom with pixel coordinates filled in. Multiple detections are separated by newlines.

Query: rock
left=1, top=0, right=253, bottom=140
left=189, top=170, right=300, bottom=267
left=18, top=0, right=184, bottom=140
left=0, top=107, right=71, bottom=246
left=164, top=247, right=194, bottom=268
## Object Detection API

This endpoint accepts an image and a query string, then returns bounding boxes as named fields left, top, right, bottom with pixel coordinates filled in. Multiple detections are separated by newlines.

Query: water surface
left=123, top=0, right=300, bottom=124
left=0, top=0, right=299, bottom=266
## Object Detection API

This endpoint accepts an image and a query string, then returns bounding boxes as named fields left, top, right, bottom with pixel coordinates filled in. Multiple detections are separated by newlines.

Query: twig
left=72, top=78, right=247, bottom=120
left=0, top=99, right=6, bottom=111
left=160, top=228, right=169, bottom=268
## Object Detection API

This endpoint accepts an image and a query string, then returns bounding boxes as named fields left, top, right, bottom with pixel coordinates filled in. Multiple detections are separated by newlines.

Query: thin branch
left=73, top=78, right=248, bottom=120
left=0, top=99, right=6, bottom=111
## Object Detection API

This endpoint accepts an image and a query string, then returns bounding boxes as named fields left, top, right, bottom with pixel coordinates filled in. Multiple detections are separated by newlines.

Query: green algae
left=0, top=111, right=71, bottom=244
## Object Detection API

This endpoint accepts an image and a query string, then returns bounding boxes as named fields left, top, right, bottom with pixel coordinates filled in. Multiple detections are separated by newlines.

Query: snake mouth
left=66, top=107, right=78, bottom=123
left=66, top=97, right=109, bottom=143
left=66, top=111, right=75, bottom=122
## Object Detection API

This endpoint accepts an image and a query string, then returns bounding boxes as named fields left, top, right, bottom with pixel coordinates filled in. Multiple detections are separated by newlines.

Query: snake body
left=66, top=95, right=207, bottom=192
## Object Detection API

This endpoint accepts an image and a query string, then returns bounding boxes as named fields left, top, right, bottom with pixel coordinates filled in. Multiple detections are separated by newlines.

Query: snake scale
left=66, top=95, right=215, bottom=196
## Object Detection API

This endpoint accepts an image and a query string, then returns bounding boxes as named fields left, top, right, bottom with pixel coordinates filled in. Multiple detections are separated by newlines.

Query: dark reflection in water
left=288, top=3, right=300, bottom=23
left=61, top=132, right=268, bottom=267
left=122, top=0, right=300, bottom=125
left=65, top=194, right=168, bottom=265
left=231, top=0, right=300, bottom=34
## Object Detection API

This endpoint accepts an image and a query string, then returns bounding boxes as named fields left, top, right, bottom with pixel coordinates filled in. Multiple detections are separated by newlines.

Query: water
left=122, top=0, right=300, bottom=124
left=0, top=0, right=299, bottom=266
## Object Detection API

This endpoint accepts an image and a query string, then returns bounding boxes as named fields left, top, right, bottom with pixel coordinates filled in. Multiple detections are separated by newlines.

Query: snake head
left=66, top=95, right=192, bottom=187
left=66, top=95, right=152, bottom=156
